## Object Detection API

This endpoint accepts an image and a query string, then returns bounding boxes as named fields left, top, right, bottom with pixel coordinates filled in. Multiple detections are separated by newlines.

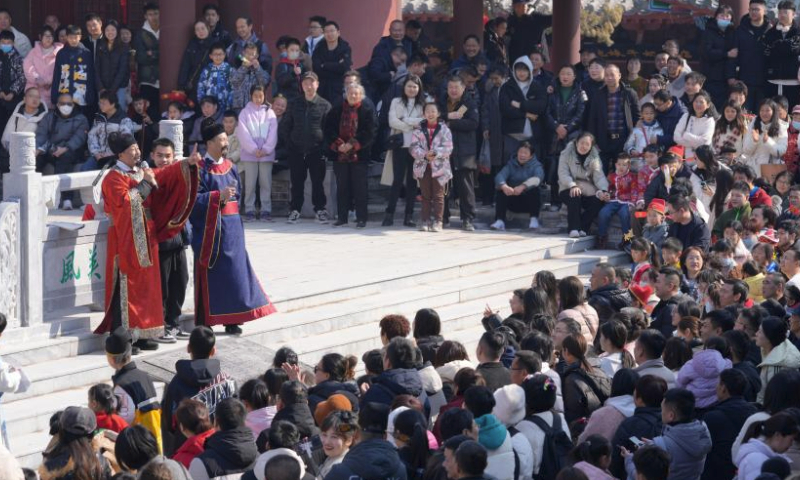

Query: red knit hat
left=629, top=284, right=654, bottom=307
left=648, top=198, right=667, bottom=215
left=758, top=228, right=779, bottom=245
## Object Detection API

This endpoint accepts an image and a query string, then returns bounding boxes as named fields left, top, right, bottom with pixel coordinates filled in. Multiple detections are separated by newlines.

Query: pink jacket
left=676, top=349, right=732, bottom=408
left=23, top=41, right=62, bottom=108
left=574, top=461, right=616, bottom=480
left=236, top=101, right=278, bottom=162
left=578, top=395, right=635, bottom=443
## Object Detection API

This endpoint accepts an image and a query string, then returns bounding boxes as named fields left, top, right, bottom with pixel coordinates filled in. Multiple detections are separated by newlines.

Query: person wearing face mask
left=33, top=93, right=89, bottom=208
left=275, top=37, right=308, bottom=102
left=701, top=6, right=736, bottom=109
left=763, top=1, right=800, bottom=107
left=0, top=30, right=24, bottom=135
left=23, top=26, right=62, bottom=109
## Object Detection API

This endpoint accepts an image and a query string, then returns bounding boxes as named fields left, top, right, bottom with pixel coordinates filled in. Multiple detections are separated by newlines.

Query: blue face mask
left=717, top=19, right=732, bottom=29
left=0, top=45, right=12, bottom=54
left=793, top=121, right=800, bottom=131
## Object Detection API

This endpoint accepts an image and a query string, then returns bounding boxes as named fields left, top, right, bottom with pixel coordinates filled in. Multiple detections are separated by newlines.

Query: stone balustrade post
left=159, top=120, right=185, bottom=159
left=2, top=132, right=44, bottom=327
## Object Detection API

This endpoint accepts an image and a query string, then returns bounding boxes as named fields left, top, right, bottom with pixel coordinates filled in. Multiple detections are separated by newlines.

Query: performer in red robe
left=94, top=132, right=200, bottom=351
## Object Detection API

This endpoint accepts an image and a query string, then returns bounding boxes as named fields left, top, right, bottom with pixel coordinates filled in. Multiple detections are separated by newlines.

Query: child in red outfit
left=88, top=383, right=129, bottom=433
left=596, top=153, right=640, bottom=249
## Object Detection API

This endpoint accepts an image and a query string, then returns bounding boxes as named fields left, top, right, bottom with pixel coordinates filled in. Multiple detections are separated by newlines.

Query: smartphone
left=627, top=436, right=646, bottom=451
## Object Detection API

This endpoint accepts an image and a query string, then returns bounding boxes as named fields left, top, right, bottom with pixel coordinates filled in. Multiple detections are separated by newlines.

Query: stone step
left=1, top=234, right=599, bottom=367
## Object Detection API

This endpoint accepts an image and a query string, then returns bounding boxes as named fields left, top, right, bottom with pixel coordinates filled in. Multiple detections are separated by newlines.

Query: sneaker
left=529, top=217, right=540, bottom=229
left=173, top=328, right=191, bottom=339
left=569, top=230, right=581, bottom=238
left=62, top=199, right=73, bottom=211
left=579, top=230, right=587, bottom=237
left=462, top=220, right=475, bottom=232
left=225, top=325, right=243, bottom=335
left=547, top=204, right=561, bottom=212
left=431, top=221, right=443, bottom=232
left=287, top=210, right=301, bottom=224
left=242, top=212, right=257, bottom=223
left=316, top=210, right=330, bottom=224
left=418, top=222, right=430, bottom=232
left=260, top=212, right=274, bottom=223
left=490, top=220, right=506, bottom=231
left=131, top=345, right=142, bottom=356
left=356, top=220, right=366, bottom=228
left=333, top=219, right=347, bottom=226
left=155, top=331, right=177, bottom=344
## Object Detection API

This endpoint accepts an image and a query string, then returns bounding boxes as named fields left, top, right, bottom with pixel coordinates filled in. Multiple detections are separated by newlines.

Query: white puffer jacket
left=674, top=112, right=715, bottom=160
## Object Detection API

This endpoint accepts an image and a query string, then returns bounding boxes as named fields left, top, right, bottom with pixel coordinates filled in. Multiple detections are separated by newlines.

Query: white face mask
left=58, top=105, right=73, bottom=116
left=288, top=51, right=300, bottom=61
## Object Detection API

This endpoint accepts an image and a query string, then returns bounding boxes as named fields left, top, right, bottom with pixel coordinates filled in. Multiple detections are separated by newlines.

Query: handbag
left=386, top=133, right=404, bottom=150
left=478, top=141, right=491, bottom=174
left=380, top=150, right=394, bottom=186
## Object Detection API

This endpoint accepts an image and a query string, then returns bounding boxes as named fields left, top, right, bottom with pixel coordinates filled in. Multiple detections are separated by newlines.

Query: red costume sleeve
left=150, top=160, right=200, bottom=243
left=102, top=170, right=153, bottom=274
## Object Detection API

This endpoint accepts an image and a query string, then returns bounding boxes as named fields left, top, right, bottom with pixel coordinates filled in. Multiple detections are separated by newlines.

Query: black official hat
left=108, top=131, right=137, bottom=155
left=201, top=121, right=226, bottom=143
left=105, top=326, right=132, bottom=355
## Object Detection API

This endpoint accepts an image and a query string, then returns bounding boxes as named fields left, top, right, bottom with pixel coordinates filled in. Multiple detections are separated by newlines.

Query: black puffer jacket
left=727, top=15, right=771, bottom=86
left=643, top=162, right=692, bottom=206
left=325, top=438, right=408, bottom=480
left=499, top=57, right=548, bottom=141
left=561, top=361, right=611, bottom=423
left=701, top=18, right=735, bottom=83
left=610, top=406, right=663, bottom=478
left=700, top=396, right=757, bottom=480
left=161, top=358, right=235, bottom=456
left=650, top=293, right=688, bottom=338
left=307, top=379, right=359, bottom=414
left=190, top=427, right=258, bottom=479
left=733, top=360, right=762, bottom=403
left=271, top=403, right=320, bottom=440
left=655, top=96, right=688, bottom=149
left=279, top=94, right=332, bottom=155
left=95, top=41, right=130, bottom=92
left=547, top=81, right=586, bottom=152
left=763, top=24, right=800, bottom=81
left=361, top=368, right=428, bottom=409
left=588, top=284, right=632, bottom=325
left=437, top=94, right=479, bottom=169
left=177, top=36, right=213, bottom=93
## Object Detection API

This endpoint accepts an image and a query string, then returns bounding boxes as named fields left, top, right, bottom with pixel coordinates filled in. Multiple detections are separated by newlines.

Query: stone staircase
left=3, top=225, right=628, bottom=468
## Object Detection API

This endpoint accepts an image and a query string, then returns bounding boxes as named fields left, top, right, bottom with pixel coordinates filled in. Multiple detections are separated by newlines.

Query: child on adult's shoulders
left=490, top=141, right=544, bottom=231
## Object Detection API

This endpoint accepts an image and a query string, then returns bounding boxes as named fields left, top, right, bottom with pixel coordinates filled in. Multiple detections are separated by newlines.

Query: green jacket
left=712, top=202, right=751, bottom=238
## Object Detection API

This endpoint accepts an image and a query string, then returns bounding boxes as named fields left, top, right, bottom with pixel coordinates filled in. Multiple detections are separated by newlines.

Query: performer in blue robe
left=189, top=122, right=276, bottom=334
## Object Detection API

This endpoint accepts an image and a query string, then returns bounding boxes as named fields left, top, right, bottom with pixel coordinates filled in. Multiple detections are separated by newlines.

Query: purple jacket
left=676, top=350, right=732, bottom=408
left=236, top=101, right=278, bottom=162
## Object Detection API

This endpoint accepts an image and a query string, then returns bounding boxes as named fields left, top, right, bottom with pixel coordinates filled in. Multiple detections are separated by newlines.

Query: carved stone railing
left=0, top=200, right=20, bottom=328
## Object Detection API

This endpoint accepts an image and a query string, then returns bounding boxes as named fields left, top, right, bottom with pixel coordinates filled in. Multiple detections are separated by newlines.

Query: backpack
left=527, top=414, right=574, bottom=480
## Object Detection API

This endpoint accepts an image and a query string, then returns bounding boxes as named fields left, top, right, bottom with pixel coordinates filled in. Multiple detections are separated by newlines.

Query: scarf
left=337, top=101, right=360, bottom=162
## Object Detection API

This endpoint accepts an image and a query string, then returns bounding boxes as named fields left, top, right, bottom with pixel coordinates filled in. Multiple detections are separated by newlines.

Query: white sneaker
left=316, top=210, right=330, bottom=224
left=579, top=230, right=587, bottom=237
left=529, top=217, right=540, bottom=229
left=287, top=210, right=301, bottom=224
left=62, top=199, right=73, bottom=211
left=569, top=230, right=580, bottom=238
left=490, top=219, right=505, bottom=231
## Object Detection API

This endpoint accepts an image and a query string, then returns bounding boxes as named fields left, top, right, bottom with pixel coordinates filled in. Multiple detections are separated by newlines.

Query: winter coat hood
left=203, top=427, right=259, bottom=469
left=174, top=358, right=222, bottom=389
left=328, top=438, right=406, bottom=480
left=605, top=394, right=636, bottom=418
left=676, top=350, right=732, bottom=408
left=760, top=339, right=800, bottom=369
left=476, top=414, right=508, bottom=450
left=512, top=56, right=533, bottom=93
left=436, top=360, right=476, bottom=382
left=375, top=368, right=424, bottom=397
left=656, top=420, right=712, bottom=465
left=252, top=448, right=306, bottom=480
left=173, top=429, right=215, bottom=468
left=690, top=349, right=732, bottom=378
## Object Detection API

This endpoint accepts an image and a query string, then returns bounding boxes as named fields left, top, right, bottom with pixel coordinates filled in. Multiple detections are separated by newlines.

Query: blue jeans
left=117, top=88, right=128, bottom=112
left=597, top=202, right=631, bottom=236
left=81, top=157, right=100, bottom=172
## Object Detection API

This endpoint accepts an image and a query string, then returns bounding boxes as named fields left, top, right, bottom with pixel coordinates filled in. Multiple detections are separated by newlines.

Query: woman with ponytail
left=308, top=353, right=359, bottom=413
left=239, top=378, right=274, bottom=439
left=598, top=321, right=637, bottom=379
left=393, top=409, right=432, bottom=480
left=734, top=412, right=798, bottom=480
left=88, top=383, right=128, bottom=433
left=571, top=434, right=615, bottom=480
left=561, top=333, right=612, bottom=423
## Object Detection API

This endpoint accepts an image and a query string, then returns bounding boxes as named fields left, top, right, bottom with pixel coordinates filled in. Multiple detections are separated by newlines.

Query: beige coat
left=557, top=140, right=609, bottom=195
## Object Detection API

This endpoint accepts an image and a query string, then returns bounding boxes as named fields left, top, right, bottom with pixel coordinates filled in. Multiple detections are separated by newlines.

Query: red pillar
left=452, top=0, right=484, bottom=58
left=551, top=0, right=581, bottom=70
left=159, top=0, right=195, bottom=106
left=722, top=0, right=749, bottom=24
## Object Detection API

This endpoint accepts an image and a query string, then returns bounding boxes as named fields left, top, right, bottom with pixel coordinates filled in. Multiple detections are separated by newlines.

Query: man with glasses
left=303, top=15, right=326, bottom=57
left=651, top=90, right=687, bottom=150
